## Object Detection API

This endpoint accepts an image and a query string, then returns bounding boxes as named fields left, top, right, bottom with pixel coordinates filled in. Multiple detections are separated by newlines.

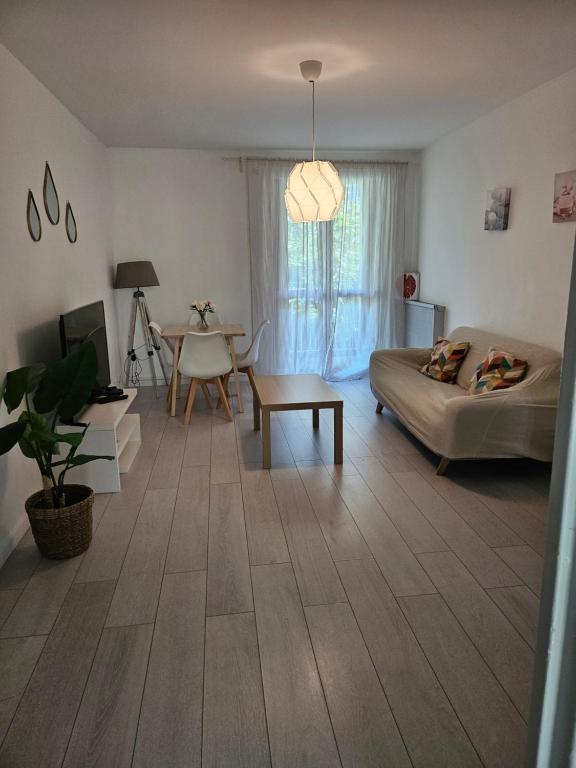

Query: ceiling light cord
left=311, top=79, right=316, bottom=162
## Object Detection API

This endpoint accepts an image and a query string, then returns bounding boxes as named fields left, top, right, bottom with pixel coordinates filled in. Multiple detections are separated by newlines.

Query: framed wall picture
left=403, top=272, right=420, bottom=300
left=484, top=187, right=511, bottom=231
left=553, top=170, right=576, bottom=223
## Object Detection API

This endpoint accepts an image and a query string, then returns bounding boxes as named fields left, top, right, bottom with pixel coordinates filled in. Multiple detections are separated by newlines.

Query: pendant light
left=285, top=60, right=345, bottom=223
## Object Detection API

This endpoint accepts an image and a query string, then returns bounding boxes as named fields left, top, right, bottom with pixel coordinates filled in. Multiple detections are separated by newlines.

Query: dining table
left=161, top=322, right=246, bottom=417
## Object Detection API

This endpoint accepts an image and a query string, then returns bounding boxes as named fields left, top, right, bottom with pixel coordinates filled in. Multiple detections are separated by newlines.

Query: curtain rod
left=221, top=155, right=410, bottom=169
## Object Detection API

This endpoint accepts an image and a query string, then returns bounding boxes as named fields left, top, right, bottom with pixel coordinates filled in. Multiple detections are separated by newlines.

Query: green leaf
left=17, top=411, right=50, bottom=460
left=53, top=453, right=114, bottom=468
left=0, top=422, right=26, bottom=455
left=2, top=365, right=46, bottom=413
left=33, top=342, right=97, bottom=420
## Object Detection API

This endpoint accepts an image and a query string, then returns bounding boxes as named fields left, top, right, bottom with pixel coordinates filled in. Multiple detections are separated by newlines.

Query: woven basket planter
left=25, top=484, right=94, bottom=560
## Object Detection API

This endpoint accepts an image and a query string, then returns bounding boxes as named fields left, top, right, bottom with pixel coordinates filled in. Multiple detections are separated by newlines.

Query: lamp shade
left=285, top=160, right=344, bottom=223
left=114, top=261, right=159, bottom=289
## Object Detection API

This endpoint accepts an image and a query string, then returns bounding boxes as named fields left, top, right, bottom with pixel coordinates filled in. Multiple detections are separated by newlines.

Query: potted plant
left=0, top=342, right=113, bottom=559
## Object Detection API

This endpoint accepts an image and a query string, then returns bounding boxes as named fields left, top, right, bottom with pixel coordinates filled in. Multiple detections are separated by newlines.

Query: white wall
left=0, top=45, right=120, bottom=565
left=108, top=149, right=253, bottom=379
left=108, top=148, right=421, bottom=381
left=419, top=67, right=576, bottom=351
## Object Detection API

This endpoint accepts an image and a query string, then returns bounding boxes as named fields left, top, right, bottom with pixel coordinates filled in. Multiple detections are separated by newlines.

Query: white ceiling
left=2, top=0, right=576, bottom=150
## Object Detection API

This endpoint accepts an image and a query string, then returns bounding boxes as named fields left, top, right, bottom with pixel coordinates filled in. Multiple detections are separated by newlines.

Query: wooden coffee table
left=252, top=374, right=343, bottom=469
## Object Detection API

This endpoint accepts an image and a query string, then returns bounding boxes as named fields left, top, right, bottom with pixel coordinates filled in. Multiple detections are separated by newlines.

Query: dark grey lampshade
left=114, top=261, right=159, bottom=289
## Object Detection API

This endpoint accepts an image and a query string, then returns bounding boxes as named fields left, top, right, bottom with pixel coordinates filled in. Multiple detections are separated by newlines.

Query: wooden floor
left=0, top=379, right=549, bottom=768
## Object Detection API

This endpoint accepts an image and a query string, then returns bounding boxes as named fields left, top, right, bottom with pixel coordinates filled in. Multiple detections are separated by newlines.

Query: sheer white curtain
left=247, top=159, right=408, bottom=379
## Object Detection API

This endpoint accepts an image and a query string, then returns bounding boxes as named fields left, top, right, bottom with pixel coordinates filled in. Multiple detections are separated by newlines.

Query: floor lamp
left=114, top=260, right=169, bottom=394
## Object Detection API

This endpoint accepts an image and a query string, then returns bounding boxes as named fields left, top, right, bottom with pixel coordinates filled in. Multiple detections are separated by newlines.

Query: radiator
left=405, top=300, right=446, bottom=348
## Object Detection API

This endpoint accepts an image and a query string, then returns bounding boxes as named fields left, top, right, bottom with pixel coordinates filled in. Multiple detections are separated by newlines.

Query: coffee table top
left=253, top=374, right=343, bottom=410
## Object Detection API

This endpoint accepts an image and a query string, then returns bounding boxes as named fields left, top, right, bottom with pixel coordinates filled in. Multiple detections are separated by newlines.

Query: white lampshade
left=285, top=160, right=345, bottom=223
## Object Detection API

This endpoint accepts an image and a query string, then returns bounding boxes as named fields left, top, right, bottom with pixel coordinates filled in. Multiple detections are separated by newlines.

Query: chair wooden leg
left=167, top=373, right=173, bottom=404
left=436, top=457, right=450, bottom=476
left=215, top=377, right=233, bottom=421
left=246, top=367, right=258, bottom=401
left=184, top=378, right=198, bottom=425
left=376, top=402, right=384, bottom=414
left=177, top=372, right=182, bottom=398
left=217, top=372, right=232, bottom=408
left=200, top=382, right=212, bottom=410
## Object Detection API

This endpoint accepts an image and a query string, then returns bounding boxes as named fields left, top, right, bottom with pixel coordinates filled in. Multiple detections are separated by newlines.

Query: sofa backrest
left=448, top=326, right=562, bottom=389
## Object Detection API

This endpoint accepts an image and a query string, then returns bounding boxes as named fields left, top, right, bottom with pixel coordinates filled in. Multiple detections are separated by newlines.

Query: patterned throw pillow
left=420, top=339, right=471, bottom=383
left=468, top=348, right=528, bottom=395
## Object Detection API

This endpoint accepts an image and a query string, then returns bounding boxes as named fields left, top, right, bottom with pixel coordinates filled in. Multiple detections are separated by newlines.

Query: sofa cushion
left=448, top=326, right=562, bottom=389
left=420, top=338, right=471, bottom=383
left=468, top=348, right=528, bottom=395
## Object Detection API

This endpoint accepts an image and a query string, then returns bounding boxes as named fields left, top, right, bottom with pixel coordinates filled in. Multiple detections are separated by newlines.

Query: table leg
left=228, top=337, right=244, bottom=413
left=312, top=408, right=320, bottom=429
left=253, top=390, right=261, bottom=431
left=262, top=407, right=271, bottom=469
left=333, top=403, right=343, bottom=464
left=170, top=337, right=181, bottom=417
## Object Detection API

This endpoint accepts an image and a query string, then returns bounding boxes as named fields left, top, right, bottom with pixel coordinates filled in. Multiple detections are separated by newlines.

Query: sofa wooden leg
left=375, top=402, right=384, bottom=414
left=436, top=457, right=450, bottom=476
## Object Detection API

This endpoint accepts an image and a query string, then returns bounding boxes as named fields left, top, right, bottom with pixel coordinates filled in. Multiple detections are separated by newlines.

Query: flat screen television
left=59, top=300, right=111, bottom=390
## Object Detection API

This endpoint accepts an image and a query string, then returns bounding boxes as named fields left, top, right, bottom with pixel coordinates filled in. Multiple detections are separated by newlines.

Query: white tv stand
left=59, top=388, right=141, bottom=493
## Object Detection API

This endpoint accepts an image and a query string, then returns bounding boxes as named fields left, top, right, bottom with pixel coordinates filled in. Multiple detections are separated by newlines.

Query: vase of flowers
left=190, top=300, right=216, bottom=328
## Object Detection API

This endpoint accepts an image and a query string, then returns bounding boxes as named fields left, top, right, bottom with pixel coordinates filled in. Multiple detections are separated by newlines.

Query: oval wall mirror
left=43, top=162, right=60, bottom=224
left=65, top=202, right=77, bottom=243
left=27, top=190, right=42, bottom=242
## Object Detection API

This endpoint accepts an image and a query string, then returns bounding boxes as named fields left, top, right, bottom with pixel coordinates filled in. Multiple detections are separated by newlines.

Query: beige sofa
left=369, top=326, right=561, bottom=473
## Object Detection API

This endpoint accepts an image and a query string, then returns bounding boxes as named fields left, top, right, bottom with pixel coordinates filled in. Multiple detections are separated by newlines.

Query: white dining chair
left=149, top=321, right=213, bottom=408
left=221, top=320, right=269, bottom=403
left=178, top=331, right=233, bottom=424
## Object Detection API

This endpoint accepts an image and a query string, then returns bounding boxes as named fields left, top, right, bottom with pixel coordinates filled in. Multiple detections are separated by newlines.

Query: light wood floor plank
left=148, top=419, right=187, bottom=489
left=277, top=411, right=322, bottom=462
left=394, top=471, right=521, bottom=588
left=62, top=623, right=153, bottom=768
left=165, top=466, right=210, bottom=573
left=210, top=418, right=240, bottom=484
left=297, top=462, right=371, bottom=561
left=407, top=451, right=523, bottom=547
left=0, top=590, right=21, bottom=630
left=251, top=563, right=342, bottom=768
left=461, top=477, right=546, bottom=555
left=133, top=572, right=206, bottom=768
left=495, top=545, right=544, bottom=596
left=203, top=612, right=270, bottom=768
left=336, top=557, right=481, bottom=767
left=1, top=555, right=82, bottom=638
left=271, top=477, right=346, bottom=605
left=0, top=581, right=115, bottom=768
left=0, top=529, right=41, bottom=591
left=183, top=412, right=212, bottom=467
left=75, top=474, right=149, bottom=583
left=106, top=489, right=176, bottom=626
left=333, top=473, right=436, bottom=596
left=418, top=551, right=534, bottom=718
left=305, top=602, right=412, bottom=768
left=487, top=586, right=540, bottom=649
left=354, top=458, right=448, bottom=554
left=240, top=467, right=290, bottom=565
left=0, top=635, right=46, bottom=743
left=206, top=483, right=253, bottom=615
left=400, top=594, right=526, bottom=768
